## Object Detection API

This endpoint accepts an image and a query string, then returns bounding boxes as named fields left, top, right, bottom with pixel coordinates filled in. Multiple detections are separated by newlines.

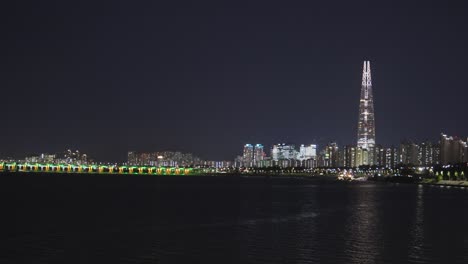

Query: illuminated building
left=355, top=147, right=368, bottom=167
left=399, top=141, right=420, bottom=165
left=297, top=144, right=317, bottom=168
left=440, top=134, right=451, bottom=164
left=384, top=147, right=393, bottom=168
left=419, top=141, right=439, bottom=166
left=375, top=144, right=385, bottom=166
left=382, top=145, right=399, bottom=168
left=50, top=153, right=60, bottom=163
left=258, top=157, right=274, bottom=168
left=302, top=159, right=318, bottom=168
left=440, top=133, right=468, bottom=164
left=271, top=143, right=297, bottom=161
left=298, top=144, right=317, bottom=160
left=342, top=145, right=356, bottom=167
left=23, top=150, right=88, bottom=165
left=316, top=142, right=339, bottom=167
left=243, top=144, right=254, bottom=167
left=25, top=155, right=40, bottom=163
left=326, top=142, right=339, bottom=167
left=127, top=151, right=200, bottom=166
left=357, top=61, right=376, bottom=165
left=271, top=144, right=280, bottom=161
left=253, top=144, right=264, bottom=166
left=128, top=151, right=137, bottom=165
left=234, top=155, right=243, bottom=168
left=269, top=143, right=317, bottom=168
left=202, top=160, right=233, bottom=168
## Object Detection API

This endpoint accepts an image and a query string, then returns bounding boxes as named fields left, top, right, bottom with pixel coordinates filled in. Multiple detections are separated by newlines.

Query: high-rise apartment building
left=355, top=147, right=368, bottom=167
left=384, top=147, right=394, bottom=168
left=440, top=133, right=468, bottom=164
left=269, top=143, right=317, bottom=168
left=298, top=144, right=317, bottom=160
left=375, top=145, right=386, bottom=167
left=400, top=141, right=420, bottom=165
left=343, top=145, right=356, bottom=167
left=326, top=142, right=339, bottom=167
left=271, top=144, right=297, bottom=161
left=243, top=144, right=254, bottom=167
left=253, top=144, right=264, bottom=166
left=420, top=141, right=438, bottom=166
left=127, top=151, right=200, bottom=166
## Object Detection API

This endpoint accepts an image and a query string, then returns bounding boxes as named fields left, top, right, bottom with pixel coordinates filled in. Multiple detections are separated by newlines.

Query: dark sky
left=1, top=0, right=467, bottom=161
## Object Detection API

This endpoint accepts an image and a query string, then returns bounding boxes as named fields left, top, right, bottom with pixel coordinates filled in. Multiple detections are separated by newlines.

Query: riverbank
left=10, top=171, right=468, bottom=187
left=0, top=171, right=340, bottom=186
left=421, top=179, right=468, bottom=187
left=369, top=175, right=468, bottom=187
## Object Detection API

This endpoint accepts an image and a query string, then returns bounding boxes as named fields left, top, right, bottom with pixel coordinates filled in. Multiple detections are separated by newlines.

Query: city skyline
left=6, top=130, right=467, bottom=167
left=2, top=54, right=467, bottom=162
left=2, top=1, right=468, bottom=161
left=2, top=56, right=465, bottom=163
left=2, top=56, right=467, bottom=167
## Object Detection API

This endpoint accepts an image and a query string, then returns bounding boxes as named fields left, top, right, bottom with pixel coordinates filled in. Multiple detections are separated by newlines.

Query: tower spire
left=362, top=61, right=367, bottom=86
left=367, top=61, right=371, bottom=86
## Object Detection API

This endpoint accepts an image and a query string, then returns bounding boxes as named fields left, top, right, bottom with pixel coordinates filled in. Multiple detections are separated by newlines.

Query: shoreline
left=2, top=171, right=467, bottom=189
left=369, top=175, right=468, bottom=188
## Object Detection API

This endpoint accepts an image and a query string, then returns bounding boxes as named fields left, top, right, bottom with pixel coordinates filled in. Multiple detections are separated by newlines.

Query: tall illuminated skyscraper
left=253, top=144, right=264, bottom=166
left=357, top=61, right=376, bottom=165
left=243, top=144, right=254, bottom=166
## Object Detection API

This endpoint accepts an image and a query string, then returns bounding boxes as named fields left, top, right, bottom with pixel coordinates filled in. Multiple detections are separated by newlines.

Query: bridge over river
left=0, top=162, right=206, bottom=175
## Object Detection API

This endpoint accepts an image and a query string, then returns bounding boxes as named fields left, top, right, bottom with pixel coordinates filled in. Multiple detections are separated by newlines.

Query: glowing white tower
left=357, top=61, right=376, bottom=165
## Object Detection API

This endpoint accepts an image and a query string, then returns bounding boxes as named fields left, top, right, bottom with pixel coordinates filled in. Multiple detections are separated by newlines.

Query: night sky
left=1, top=0, right=467, bottom=161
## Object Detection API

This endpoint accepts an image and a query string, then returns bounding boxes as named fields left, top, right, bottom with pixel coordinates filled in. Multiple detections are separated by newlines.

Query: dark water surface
left=1, top=174, right=467, bottom=264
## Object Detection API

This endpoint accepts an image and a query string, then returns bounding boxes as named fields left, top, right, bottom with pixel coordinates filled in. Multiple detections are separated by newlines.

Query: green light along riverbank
left=2, top=162, right=467, bottom=187
left=0, top=162, right=203, bottom=175
left=0, top=162, right=335, bottom=178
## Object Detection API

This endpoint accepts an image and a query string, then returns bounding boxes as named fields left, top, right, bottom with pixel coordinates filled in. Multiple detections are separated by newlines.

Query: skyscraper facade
left=298, top=144, right=317, bottom=160
left=127, top=151, right=200, bottom=166
left=357, top=61, right=376, bottom=165
left=253, top=144, right=264, bottom=166
left=326, top=142, right=339, bottom=167
left=440, top=133, right=468, bottom=165
left=243, top=144, right=254, bottom=166
left=342, top=145, right=356, bottom=167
